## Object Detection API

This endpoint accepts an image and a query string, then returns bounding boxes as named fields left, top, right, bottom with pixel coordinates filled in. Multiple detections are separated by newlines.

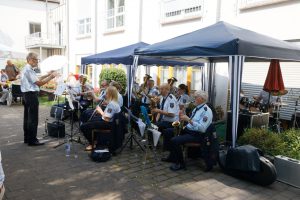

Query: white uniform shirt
left=103, top=101, right=121, bottom=121
left=118, top=92, right=123, bottom=107
left=177, top=94, right=190, bottom=107
left=20, top=64, right=39, bottom=92
left=142, top=87, right=159, bottom=104
left=186, top=103, right=212, bottom=133
left=160, top=94, right=179, bottom=122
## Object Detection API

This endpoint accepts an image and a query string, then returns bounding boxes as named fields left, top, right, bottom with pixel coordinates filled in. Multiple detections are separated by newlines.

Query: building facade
left=0, top=0, right=60, bottom=66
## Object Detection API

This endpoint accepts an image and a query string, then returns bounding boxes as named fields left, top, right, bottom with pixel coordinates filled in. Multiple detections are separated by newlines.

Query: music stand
left=53, top=85, right=85, bottom=148
left=119, top=107, right=145, bottom=153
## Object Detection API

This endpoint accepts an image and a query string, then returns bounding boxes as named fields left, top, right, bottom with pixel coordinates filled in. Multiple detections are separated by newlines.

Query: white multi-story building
left=65, top=0, right=300, bottom=120
left=0, top=0, right=60, bottom=66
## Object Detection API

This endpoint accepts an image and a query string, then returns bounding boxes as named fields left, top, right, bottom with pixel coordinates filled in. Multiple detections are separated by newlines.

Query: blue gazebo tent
left=135, top=21, right=300, bottom=147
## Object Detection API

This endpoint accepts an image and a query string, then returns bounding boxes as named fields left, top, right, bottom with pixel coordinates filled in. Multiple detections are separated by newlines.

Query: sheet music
left=54, top=83, right=66, bottom=96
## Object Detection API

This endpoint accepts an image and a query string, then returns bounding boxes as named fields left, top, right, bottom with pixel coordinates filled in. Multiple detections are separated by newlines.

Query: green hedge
left=99, top=67, right=127, bottom=94
left=238, top=128, right=300, bottom=160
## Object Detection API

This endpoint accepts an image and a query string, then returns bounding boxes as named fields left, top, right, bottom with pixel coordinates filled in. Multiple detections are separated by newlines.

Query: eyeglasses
left=32, top=58, right=40, bottom=62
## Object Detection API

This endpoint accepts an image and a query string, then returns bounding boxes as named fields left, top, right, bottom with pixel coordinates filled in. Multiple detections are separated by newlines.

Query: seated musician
left=109, top=81, right=123, bottom=107
left=76, top=74, right=94, bottom=111
left=80, top=79, right=109, bottom=124
left=141, top=78, right=159, bottom=112
left=80, top=86, right=121, bottom=151
left=161, top=90, right=213, bottom=171
left=177, top=84, right=190, bottom=111
left=151, top=83, right=179, bottom=132
left=168, top=77, right=178, bottom=96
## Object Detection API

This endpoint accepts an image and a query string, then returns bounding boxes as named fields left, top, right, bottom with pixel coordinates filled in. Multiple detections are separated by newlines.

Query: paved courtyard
left=0, top=104, right=300, bottom=200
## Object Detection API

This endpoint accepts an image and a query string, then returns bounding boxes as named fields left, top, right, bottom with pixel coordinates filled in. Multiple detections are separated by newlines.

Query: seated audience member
left=162, top=90, right=213, bottom=171
left=0, top=70, right=9, bottom=105
left=80, top=86, right=121, bottom=151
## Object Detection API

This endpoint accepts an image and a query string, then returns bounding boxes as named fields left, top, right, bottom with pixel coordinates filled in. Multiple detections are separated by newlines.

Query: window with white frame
left=105, top=0, right=125, bottom=31
left=77, top=18, right=91, bottom=36
left=161, top=0, right=203, bottom=24
left=191, top=67, right=202, bottom=90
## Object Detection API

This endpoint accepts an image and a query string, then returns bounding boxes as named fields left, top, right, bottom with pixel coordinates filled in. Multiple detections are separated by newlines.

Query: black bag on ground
left=90, top=149, right=111, bottom=162
left=47, top=121, right=65, bottom=138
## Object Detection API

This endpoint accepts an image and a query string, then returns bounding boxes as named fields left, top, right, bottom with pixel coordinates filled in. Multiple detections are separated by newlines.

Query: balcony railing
left=25, top=32, right=64, bottom=48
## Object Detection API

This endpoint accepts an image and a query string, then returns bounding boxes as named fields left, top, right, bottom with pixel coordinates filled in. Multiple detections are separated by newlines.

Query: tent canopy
left=135, top=21, right=300, bottom=62
left=81, top=42, right=203, bottom=66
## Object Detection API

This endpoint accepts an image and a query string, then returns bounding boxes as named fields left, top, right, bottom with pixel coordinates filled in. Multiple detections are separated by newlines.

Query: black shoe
left=161, top=157, right=173, bottom=163
left=24, top=140, right=28, bottom=144
left=170, top=163, right=186, bottom=171
left=0, top=102, right=5, bottom=105
left=28, top=141, right=45, bottom=146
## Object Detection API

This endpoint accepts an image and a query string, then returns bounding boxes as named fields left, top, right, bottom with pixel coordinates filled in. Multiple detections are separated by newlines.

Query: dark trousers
left=169, top=129, right=204, bottom=165
left=80, top=119, right=111, bottom=145
left=156, top=121, right=172, bottom=133
left=162, top=128, right=175, bottom=151
left=23, top=92, right=39, bottom=143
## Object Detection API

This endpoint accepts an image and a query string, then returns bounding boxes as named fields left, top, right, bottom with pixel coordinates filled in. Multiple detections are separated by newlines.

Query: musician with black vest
left=162, top=90, right=213, bottom=171
left=151, top=83, right=179, bottom=132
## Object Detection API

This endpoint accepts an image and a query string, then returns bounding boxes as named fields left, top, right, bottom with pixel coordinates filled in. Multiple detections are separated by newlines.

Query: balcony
left=239, top=0, right=294, bottom=10
left=25, top=32, right=65, bottom=49
left=160, top=0, right=203, bottom=25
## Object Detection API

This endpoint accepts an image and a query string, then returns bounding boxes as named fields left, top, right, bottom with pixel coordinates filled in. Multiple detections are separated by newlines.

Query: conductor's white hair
left=194, top=90, right=208, bottom=102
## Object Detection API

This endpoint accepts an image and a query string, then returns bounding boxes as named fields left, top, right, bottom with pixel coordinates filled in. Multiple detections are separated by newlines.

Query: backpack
left=90, top=149, right=111, bottom=162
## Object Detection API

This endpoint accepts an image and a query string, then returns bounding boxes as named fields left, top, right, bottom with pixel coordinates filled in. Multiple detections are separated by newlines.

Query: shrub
left=99, top=67, right=127, bottom=94
left=279, top=129, right=300, bottom=160
left=12, top=59, right=26, bottom=70
left=238, top=128, right=286, bottom=156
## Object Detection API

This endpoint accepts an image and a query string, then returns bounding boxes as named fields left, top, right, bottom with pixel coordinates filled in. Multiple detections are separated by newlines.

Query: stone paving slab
left=0, top=105, right=300, bottom=200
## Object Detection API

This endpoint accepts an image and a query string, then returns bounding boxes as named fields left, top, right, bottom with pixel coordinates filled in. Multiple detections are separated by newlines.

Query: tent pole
left=229, top=55, right=244, bottom=148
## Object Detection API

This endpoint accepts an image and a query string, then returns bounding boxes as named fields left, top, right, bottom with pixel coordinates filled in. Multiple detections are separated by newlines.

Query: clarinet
left=87, top=97, right=105, bottom=122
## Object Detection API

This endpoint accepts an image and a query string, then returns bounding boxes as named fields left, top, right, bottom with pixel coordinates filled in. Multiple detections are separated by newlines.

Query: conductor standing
left=21, top=52, right=57, bottom=146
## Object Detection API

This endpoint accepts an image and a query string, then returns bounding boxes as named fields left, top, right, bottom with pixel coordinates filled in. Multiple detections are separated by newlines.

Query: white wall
left=220, top=0, right=300, bottom=41
left=68, top=0, right=94, bottom=73
left=0, top=0, right=58, bottom=56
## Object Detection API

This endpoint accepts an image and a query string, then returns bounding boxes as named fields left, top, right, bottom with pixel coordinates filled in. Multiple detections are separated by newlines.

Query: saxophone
left=136, top=74, right=152, bottom=100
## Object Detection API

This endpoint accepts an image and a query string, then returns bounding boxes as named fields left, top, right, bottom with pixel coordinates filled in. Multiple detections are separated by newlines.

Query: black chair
left=11, top=84, right=23, bottom=104
left=91, top=112, right=126, bottom=154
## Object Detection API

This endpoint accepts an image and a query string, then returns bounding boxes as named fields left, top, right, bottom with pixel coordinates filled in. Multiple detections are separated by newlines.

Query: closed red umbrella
left=263, top=59, right=287, bottom=96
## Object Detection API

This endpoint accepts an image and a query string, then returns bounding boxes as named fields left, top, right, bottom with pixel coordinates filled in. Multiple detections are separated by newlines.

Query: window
left=105, top=0, right=125, bottom=31
left=29, top=23, right=41, bottom=34
left=191, top=67, right=202, bottom=90
left=173, top=67, right=187, bottom=86
left=77, top=18, right=91, bottom=36
left=160, top=66, right=169, bottom=85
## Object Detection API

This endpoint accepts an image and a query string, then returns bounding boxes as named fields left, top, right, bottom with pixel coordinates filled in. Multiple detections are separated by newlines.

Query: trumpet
left=172, top=120, right=184, bottom=136
left=88, top=96, right=106, bottom=121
